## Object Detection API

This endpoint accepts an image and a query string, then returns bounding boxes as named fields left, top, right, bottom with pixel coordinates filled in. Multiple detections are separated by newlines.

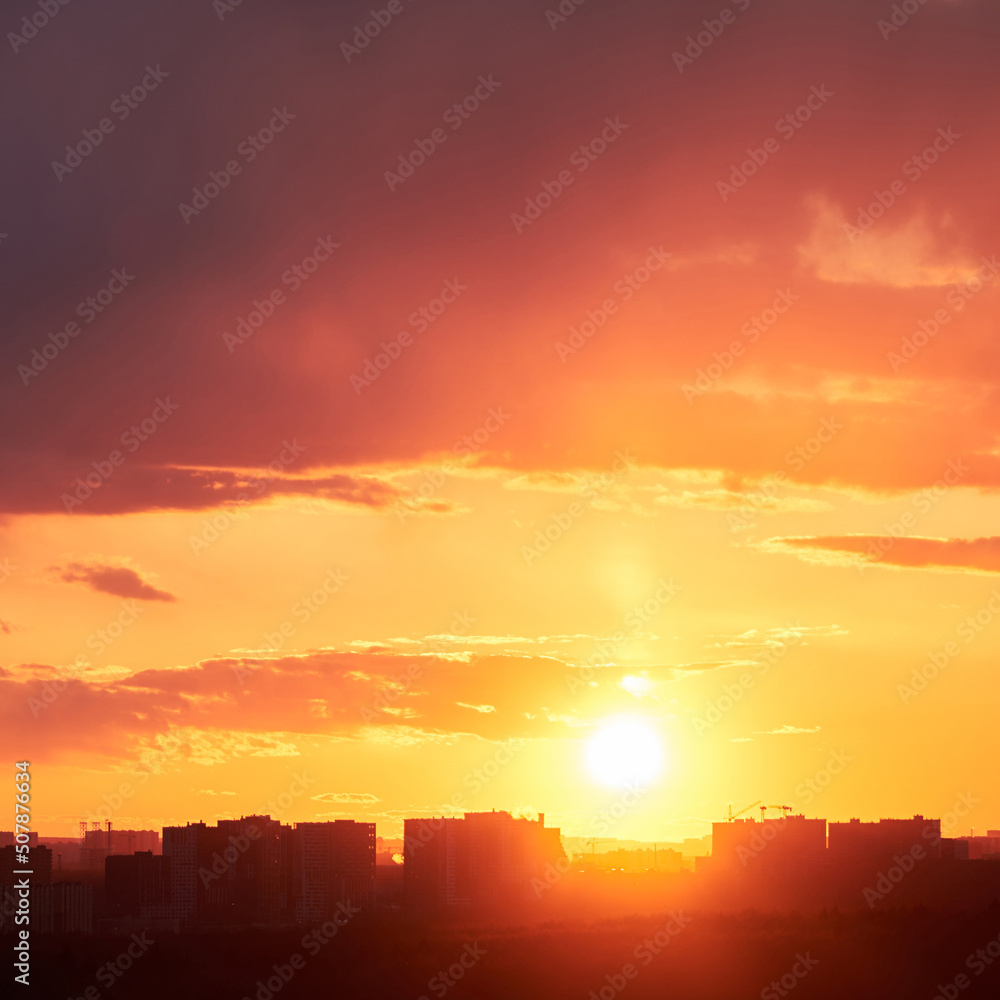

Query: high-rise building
left=163, top=816, right=294, bottom=927
left=957, top=834, right=1000, bottom=860
left=81, top=827, right=161, bottom=870
left=575, top=846, right=684, bottom=873
left=404, top=817, right=464, bottom=907
left=214, top=815, right=294, bottom=925
left=711, top=815, right=827, bottom=873
left=111, top=830, right=160, bottom=854
left=162, top=823, right=200, bottom=923
left=404, top=810, right=566, bottom=909
left=941, top=838, right=971, bottom=861
left=828, top=816, right=942, bottom=863
left=105, top=851, right=171, bottom=920
left=81, top=823, right=113, bottom=871
left=293, top=821, right=376, bottom=920
left=0, top=883, right=93, bottom=934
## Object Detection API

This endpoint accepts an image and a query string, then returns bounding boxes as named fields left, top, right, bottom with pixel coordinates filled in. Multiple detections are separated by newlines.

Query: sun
left=585, top=716, right=664, bottom=789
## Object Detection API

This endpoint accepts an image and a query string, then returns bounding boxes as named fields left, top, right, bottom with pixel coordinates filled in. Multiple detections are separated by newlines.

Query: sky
left=2, top=0, right=999, bottom=841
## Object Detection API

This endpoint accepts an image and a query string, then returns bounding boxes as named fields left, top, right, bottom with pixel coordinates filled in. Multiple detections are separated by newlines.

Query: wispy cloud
left=755, top=725, right=822, bottom=735
left=763, top=535, right=1000, bottom=574
left=311, top=792, right=381, bottom=804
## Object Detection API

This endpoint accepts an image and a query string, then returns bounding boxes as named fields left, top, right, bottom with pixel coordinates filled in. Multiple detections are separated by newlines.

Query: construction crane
left=725, top=800, right=760, bottom=822
left=760, top=804, right=794, bottom=821
left=585, top=838, right=614, bottom=855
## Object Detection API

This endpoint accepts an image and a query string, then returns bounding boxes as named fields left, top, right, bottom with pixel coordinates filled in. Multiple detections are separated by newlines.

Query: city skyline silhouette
left=4, top=0, right=1000, bottom=996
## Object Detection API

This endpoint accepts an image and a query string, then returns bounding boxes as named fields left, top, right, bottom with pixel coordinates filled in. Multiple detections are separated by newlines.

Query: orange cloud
left=798, top=199, right=979, bottom=288
left=0, top=649, right=643, bottom=766
left=766, top=534, right=1000, bottom=573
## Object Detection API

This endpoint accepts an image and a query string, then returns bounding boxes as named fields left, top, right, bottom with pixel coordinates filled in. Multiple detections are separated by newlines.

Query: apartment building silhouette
left=404, top=810, right=565, bottom=908
left=159, top=816, right=374, bottom=927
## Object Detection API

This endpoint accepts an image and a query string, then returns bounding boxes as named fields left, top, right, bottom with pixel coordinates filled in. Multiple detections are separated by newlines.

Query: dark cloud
left=1, top=460, right=422, bottom=516
left=53, top=561, right=177, bottom=601
left=2, top=0, right=999, bottom=511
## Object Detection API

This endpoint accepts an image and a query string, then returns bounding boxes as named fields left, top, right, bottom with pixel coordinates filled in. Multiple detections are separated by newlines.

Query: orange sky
left=2, top=0, right=999, bottom=841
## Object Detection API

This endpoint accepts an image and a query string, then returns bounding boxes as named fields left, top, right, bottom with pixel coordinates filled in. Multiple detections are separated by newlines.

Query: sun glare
left=585, top=716, right=664, bottom=788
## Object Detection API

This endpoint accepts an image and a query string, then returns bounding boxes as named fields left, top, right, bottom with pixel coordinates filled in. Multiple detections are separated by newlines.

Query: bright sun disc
left=586, top=717, right=664, bottom=788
